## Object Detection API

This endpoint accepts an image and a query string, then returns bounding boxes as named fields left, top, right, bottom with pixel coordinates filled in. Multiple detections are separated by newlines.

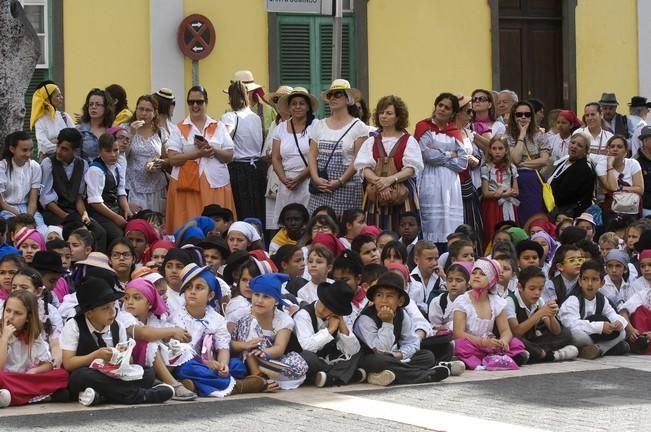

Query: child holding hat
left=61, top=277, right=174, bottom=406
left=294, top=280, right=364, bottom=387
left=354, top=272, right=450, bottom=386
left=452, top=258, right=528, bottom=369
left=231, top=273, right=307, bottom=390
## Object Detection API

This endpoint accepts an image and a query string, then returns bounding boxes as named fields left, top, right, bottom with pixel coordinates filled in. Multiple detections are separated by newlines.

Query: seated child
left=617, top=250, right=651, bottom=354
left=543, top=244, right=583, bottom=304
left=294, top=280, right=364, bottom=387
left=14, top=227, right=45, bottom=265
left=161, top=248, right=192, bottom=314
left=410, top=240, right=445, bottom=310
left=351, top=234, right=381, bottom=266
left=171, top=263, right=263, bottom=397
left=383, top=241, right=426, bottom=314
left=559, top=260, right=629, bottom=359
left=198, top=235, right=230, bottom=277
left=345, top=263, right=386, bottom=329
left=600, top=250, right=634, bottom=310
left=61, top=277, right=173, bottom=406
left=493, top=253, right=517, bottom=297
left=452, top=258, right=528, bottom=370
left=429, top=262, right=470, bottom=332
left=376, top=230, right=399, bottom=255
left=31, top=251, right=67, bottom=307
left=272, top=245, right=306, bottom=280
left=0, top=290, right=68, bottom=407
left=232, top=273, right=307, bottom=390
left=297, top=245, right=334, bottom=305
left=354, top=272, right=450, bottom=386
left=506, top=266, right=577, bottom=362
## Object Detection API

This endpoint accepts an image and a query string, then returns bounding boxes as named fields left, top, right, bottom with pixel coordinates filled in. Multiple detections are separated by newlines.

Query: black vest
left=571, top=289, right=606, bottom=320
left=50, top=156, right=84, bottom=212
left=551, top=275, right=576, bottom=306
left=74, top=314, right=120, bottom=356
left=356, top=305, right=404, bottom=354
left=89, top=158, right=119, bottom=210
left=300, top=302, right=341, bottom=359
left=507, top=291, right=546, bottom=339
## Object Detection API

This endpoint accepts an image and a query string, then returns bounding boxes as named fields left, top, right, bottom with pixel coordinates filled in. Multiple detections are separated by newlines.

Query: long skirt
left=517, top=169, right=545, bottom=227
left=418, top=166, right=463, bottom=243
left=454, top=337, right=526, bottom=370
left=174, top=357, right=247, bottom=397
left=631, top=306, right=651, bottom=355
left=165, top=174, right=236, bottom=233
left=363, top=177, right=420, bottom=233
left=0, top=368, right=68, bottom=406
left=461, top=177, right=484, bottom=256
left=481, top=198, right=519, bottom=249
left=273, top=168, right=310, bottom=229
left=228, top=160, right=267, bottom=228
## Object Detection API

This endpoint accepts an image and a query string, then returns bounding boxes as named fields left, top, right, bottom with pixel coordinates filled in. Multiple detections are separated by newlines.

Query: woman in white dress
left=414, top=93, right=468, bottom=246
left=272, top=88, right=319, bottom=225
left=29, top=81, right=75, bottom=160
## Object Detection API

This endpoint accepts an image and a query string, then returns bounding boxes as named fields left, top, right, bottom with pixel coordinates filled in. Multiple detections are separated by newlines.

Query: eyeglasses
left=514, top=112, right=532, bottom=118
left=187, top=100, right=206, bottom=106
left=312, top=224, right=331, bottom=232
left=88, top=102, right=105, bottom=108
left=326, top=91, right=346, bottom=100
left=563, top=257, right=586, bottom=264
left=111, top=252, right=133, bottom=260
left=472, top=96, right=489, bottom=103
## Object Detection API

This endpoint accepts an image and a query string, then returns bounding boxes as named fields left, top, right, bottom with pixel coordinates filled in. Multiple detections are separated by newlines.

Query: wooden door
left=499, top=0, right=563, bottom=110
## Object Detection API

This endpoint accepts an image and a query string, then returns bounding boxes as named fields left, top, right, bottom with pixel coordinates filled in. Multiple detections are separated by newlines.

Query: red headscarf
left=360, top=225, right=382, bottom=239
left=558, top=110, right=581, bottom=129
left=142, top=239, right=174, bottom=265
left=529, top=219, right=557, bottom=239
left=312, top=233, right=345, bottom=258
left=125, top=219, right=160, bottom=246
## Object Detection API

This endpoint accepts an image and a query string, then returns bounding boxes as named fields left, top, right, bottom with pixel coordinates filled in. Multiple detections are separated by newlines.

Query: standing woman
left=30, top=81, right=74, bottom=160
left=77, top=88, right=115, bottom=162
left=126, top=95, right=167, bottom=214
left=414, top=93, right=468, bottom=247
left=272, top=88, right=319, bottom=225
left=152, top=88, right=177, bottom=146
left=355, top=95, right=423, bottom=232
left=106, top=84, right=132, bottom=127
left=597, top=135, right=644, bottom=227
left=470, top=89, right=506, bottom=154
left=506, top=101, right=551, bottom=226
left=576, top=102, right=613, bottom=163
left=165, top=86, right=235, bottom=233
left=308, top=79, right=369, bottom=217
left=221, top=81, right=266, bottom=225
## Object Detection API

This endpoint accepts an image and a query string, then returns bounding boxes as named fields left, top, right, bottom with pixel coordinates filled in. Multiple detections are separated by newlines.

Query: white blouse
left=35, top=111, right=75, bottom=156
left=0, top=159, right=41, bottom=205
left=167, top=116, right=234, bottom=188
left=273, top=119, right=318, bottom=173
left=355, top=133, right=424, bottom=175
left=170, top=306, right=231, bottom=352
left=221, top=108, right=263, bottom=160
left=452, top=292, right=506, bottom=337
left=4, top=335, right=52, bottom=372
left=224, top=295, right=251, bottom=325
left=84, top=162, right=127, bottom=204
left=310, top=119, right=369, bottom=166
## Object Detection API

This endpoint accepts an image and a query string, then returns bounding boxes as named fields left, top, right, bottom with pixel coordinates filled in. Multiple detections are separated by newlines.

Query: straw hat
left=320, top=79, right=361, bottom=102
left=278, top=87, right=320, bottom=113
left=268, top=85, right=294, bottom=101
left=456, top=94, right=472, bottom=108
left=76, top=252, right=116, bottom=273
left=223, top=70, right=262, bottom=93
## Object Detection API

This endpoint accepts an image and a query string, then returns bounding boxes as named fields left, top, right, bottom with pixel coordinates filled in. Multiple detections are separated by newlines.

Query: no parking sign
left=177, top=14, right=215, bottom=61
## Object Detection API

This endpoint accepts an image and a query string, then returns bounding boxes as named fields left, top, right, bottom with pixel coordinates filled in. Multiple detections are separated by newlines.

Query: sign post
left=331, top=0, right=342, bottom=81
left=177, top=14, right=216, bottom=86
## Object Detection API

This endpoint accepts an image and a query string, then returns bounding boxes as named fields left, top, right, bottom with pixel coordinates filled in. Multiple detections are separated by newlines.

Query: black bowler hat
left=198, top=234, right=230, bottom=260
left=31, top=251, right=65, bottom=275
left=77, top=277, right=124, bottom=313
left=366, top=272, right=410, bottom=306
left=628, top=96, right=651, bottom=108
left=317, top=280, right=353, bottom=316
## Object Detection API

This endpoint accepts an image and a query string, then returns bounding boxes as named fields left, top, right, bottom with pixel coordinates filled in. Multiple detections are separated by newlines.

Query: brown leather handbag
left=365, top=133, right=410, bottom=206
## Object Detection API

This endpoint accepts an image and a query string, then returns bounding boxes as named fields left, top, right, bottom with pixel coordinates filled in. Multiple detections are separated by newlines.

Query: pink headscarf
left=312, top=233, right=345, bottom=258
left=14, top=227, right=46, bottom=251
left=360, top=225, right=382, bottom=239
left=471, top=258, right=502, bottom=300
left=125, top=219, right=160, bottom=246
left=126, top=278, right=168, bottom=316
left=386, top=262, right=410, bottom=283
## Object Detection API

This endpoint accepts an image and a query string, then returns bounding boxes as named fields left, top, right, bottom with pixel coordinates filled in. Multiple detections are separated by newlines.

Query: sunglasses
left=326, top=91, right=346, bottom=100
left=563, top=257, right=586, bottom=265
left=514, top=111, right=532, bottom=118
left=187, top=99, right=206, bottom=106
left=472, top=96, right=490, bottom=103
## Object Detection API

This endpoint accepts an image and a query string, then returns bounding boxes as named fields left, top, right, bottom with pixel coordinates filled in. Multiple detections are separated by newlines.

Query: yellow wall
left=367, top=0, right=493, bottom=123
left=182, top=0, right=269, bottom=116
left=576, top=0, right=638, bottom=111
left=63, top=0, right=151, bottom=117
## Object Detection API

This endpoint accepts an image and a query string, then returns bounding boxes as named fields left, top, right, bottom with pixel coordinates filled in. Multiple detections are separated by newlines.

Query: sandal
left=231, top=375, right=266, bottom=395
left=263, top=379, right=280, bottom=393
left=172, top=382, right=197, bottom=401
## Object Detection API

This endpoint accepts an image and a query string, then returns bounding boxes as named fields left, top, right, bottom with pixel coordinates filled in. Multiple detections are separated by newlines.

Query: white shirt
left=310, top=119, right=369, bottom=166
left=60, top=316, right=128, bottom=352
left=548, top=133, right=571, bottom=161
left=0, top=159, right=41, bottom=205
left=599, top=275, right=634, bottom=310
left=293, top=304, right=360, bottom=356
left=224, top=295, right=251, bottom=325
left=166, top=288, right=185, bottom=315
left=559, top=294, right=627, bottom=334
left=410, top=266, right=444, bottom=305
left=167, top=116, right=234, bottom=188
left=170, top=306, right=231, bottom=353
left=3, top=335, right=52, bottom=372
left=451, top=292, right=507, bottom=337
left=39, top=156, right=88, bottom=208
left=221, top=108, right=263, bottom=160
left=428, top=293, right=458, bottom=331
left=84, top=162, right=126, bottom=204
left=630, top=118, right=648, bottom=157
left=35, top=111, right=75, bottom=156
left=576, top=127, right=613, bottom=164
left=272, top=119, right=317, bottom=173
left=354, top=133, right=424, bottom=175
left=596, top=157, right=641, bottom=186
left=505, top=289, right=544, bottom=320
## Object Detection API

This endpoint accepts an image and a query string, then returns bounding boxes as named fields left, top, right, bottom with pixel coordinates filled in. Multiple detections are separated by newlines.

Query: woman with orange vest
left=165, top=86, right=236, bottom=233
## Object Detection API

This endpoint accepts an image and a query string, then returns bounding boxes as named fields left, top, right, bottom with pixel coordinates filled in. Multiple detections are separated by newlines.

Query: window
left=21, top=0, right=48, bottom=68
left=276, top=15, right=355, bottom=117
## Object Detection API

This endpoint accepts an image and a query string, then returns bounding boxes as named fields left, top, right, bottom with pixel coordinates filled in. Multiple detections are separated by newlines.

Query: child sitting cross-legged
left=353, top=272, right=450, bottom=386
left=452, top=258, right=528, bottom=369
left=559, top=260, right=630, bottom=359
left=429, top=262, right=471, bottom=332
left=294, top=280, right=365, bottom=387
left=506, top=266, right=578, bottom=363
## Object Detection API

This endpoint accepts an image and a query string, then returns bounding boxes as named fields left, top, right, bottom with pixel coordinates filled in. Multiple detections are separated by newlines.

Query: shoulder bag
left=309, top=120, right=359, bottom=195
left=365, top=133, right=410, bottom=206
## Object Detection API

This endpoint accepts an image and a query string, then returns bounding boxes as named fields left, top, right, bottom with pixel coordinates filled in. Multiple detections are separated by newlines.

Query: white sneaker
left=79, top=387, right=100, bottom=407
left=438, top=360, right=466, bottom=376
left=553, top=345, right=579, bottom=361
left=367, top=370, right=396, bottom=386
left=314, top=371, right=328, bottom=388
left=0, top=389, right=11, bottom=408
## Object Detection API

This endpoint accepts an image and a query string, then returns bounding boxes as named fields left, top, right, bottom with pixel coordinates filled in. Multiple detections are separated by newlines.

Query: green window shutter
left=278, top=20, right=312, bottom=89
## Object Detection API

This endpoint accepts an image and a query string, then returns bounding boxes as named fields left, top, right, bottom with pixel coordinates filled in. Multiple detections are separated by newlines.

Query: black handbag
left=309, top=120, right=358, bottom=194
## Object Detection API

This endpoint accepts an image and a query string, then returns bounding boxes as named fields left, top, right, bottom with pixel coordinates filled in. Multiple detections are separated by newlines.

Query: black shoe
left=144, top=383, right=174, bottom=403
left=351, top=368, right=367, bottom=384
left=513, top=351, right=530, bottom=366
left=427, top=365, right=450, bottom=382
left=50, top=388, right=70, bottom=403
left=631, top=335, right=649, bottom=353
left=608, top=341, right=630, bottom=356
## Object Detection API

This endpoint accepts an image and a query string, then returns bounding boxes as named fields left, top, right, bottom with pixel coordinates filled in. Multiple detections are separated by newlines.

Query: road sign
left=265, top=0, right=333, bottom=15
left=177, top=14, right=215, bottom=61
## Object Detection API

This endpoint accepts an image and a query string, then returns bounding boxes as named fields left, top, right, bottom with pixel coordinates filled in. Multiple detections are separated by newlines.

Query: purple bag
left=481, top=354, right=519, bottom=371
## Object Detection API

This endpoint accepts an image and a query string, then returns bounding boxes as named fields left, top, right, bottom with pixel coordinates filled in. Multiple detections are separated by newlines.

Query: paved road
left=1, top=356, right=650, bottom=432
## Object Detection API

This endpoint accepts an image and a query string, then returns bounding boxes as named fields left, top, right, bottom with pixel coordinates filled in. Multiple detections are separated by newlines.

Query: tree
left=0, top=0, right=40, bottom=145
